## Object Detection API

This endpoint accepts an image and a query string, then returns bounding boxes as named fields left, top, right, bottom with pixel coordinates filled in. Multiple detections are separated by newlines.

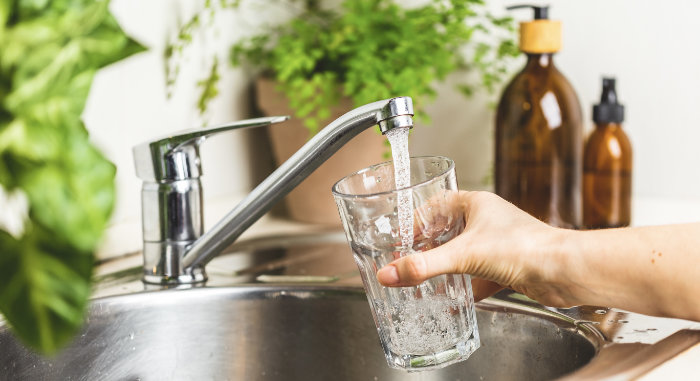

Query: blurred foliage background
left=0, top=0, right=142, bottom=354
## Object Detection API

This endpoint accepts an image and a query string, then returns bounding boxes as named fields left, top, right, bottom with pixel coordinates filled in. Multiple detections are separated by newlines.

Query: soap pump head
left=507, top=4, right=561, bottom=54
left=506, top=4, right=549, bottom=20
left=593, top=77, right=625, bottom=124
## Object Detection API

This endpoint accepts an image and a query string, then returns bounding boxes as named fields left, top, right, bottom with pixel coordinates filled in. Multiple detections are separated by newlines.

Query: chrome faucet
left=133, top=97, right=414, bottom=284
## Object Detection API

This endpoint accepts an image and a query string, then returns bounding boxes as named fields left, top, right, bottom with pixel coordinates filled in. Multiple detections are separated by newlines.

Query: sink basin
left=0, top=286, right=601, bottom=381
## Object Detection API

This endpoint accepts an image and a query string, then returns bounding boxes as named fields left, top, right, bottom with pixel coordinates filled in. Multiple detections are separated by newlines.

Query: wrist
left=537, top=226, right=585, bottom=307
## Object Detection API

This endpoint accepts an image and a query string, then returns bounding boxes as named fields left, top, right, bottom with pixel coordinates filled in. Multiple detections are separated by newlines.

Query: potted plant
left=179, top=0, right=518, bottom=224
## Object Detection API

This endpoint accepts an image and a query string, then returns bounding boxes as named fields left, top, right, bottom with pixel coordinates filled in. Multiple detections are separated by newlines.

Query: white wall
left=86, top=0, right=700, bottom=255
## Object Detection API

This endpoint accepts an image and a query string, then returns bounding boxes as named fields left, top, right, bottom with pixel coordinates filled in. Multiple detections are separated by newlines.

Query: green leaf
left=197, top=58, right=221, bottom=116
left=19, top=131, right=116, bottom=252
left=0, top=228, right=92, bottom=354
left=0, top=0, right=143, bottom=354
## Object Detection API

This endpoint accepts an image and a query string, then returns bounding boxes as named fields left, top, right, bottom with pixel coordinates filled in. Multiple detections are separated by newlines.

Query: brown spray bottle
left=583, top=78, right=632, bottom=229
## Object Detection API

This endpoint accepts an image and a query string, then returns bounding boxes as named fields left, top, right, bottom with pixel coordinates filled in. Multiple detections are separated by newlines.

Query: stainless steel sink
left=0, top=286, right=600, bottom=381
left=1, top=231, right=698, bottom=380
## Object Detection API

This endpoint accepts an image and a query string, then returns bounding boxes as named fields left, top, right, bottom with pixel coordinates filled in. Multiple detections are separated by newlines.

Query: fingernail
left=377, top=266, right=399, bottom=285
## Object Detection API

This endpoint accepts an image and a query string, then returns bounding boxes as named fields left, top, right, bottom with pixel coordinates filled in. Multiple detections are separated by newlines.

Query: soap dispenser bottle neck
left=525, top=53, right=555, bottom=69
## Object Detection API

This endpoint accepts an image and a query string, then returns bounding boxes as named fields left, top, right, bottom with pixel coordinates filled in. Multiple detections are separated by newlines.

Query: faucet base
left=143, top=266, right=207, bottom=285
left=142, top=241, right=208, bottom=285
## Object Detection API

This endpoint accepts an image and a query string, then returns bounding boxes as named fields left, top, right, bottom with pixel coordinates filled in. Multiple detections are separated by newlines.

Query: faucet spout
left=180, top=97, right=414, bottom=277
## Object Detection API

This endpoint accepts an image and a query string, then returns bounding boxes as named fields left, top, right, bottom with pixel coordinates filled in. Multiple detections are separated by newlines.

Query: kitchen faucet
left=133, top=97, right=414, bottom=284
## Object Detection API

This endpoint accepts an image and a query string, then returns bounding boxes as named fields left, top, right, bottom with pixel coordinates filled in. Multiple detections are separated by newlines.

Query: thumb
left=376, top=236, right=466, bottom=287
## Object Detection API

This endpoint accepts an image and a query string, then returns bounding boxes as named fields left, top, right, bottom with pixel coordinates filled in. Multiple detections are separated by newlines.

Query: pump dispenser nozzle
left=507, top=4, right=561, bottom=53
left=593, top=78, right=624, bottom=124
left=600, top=78, right=618, bottom=104
left=506, top=4, right=549, bottom=20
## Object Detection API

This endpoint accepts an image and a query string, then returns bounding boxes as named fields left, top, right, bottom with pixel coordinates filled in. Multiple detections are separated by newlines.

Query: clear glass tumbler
left=332, top=156, right=480, bottom=372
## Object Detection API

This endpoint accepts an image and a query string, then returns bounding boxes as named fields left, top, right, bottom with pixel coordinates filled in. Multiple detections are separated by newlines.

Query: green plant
left=227, top=0, right=518, bottom=133
left=0, top=0, right=142, bottom=354
left=164, top=0, right=240, bottom=115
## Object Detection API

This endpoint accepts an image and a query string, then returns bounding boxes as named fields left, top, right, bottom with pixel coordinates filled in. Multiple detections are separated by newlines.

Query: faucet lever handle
left=133, top=116, right=289, bottom=181
left=166, top=116, right=290, bottom=151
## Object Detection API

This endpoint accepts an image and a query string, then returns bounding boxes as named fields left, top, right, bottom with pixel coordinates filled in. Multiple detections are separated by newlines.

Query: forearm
left=554, top=223, right=700, bottom=320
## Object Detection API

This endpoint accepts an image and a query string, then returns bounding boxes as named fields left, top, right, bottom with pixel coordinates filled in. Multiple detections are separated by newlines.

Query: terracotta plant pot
left=256, top=77, right=387, bottom=225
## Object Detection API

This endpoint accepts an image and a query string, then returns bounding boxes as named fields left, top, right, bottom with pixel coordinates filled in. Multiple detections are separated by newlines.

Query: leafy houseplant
left=0, top=0, right=142, bottom=353
left=229, top=0, right=518, bottom=133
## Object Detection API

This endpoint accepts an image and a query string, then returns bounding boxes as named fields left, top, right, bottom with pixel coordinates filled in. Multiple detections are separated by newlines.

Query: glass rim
left=331, top=155, right=454, bottom=200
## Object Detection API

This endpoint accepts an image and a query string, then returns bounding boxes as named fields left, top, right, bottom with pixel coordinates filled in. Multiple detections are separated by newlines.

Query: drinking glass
left=332, top=156, right=480, bottom=371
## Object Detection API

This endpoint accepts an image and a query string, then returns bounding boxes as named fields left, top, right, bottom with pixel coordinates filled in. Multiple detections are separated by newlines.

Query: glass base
left=383, top=334, right=480, bottom=372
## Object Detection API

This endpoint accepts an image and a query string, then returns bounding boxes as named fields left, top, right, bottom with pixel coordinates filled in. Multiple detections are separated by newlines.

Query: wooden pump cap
left=519, top=20, right=562, bottom=53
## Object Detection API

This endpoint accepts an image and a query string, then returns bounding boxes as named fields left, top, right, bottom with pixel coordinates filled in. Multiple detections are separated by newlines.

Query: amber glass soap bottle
left=583, top=78, right=632, bottom=229
left=495, top=5, right=583, bottom=228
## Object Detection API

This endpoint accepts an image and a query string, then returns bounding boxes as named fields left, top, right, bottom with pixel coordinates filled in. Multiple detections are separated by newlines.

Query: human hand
left=377, top=191, right=575, bottom=307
